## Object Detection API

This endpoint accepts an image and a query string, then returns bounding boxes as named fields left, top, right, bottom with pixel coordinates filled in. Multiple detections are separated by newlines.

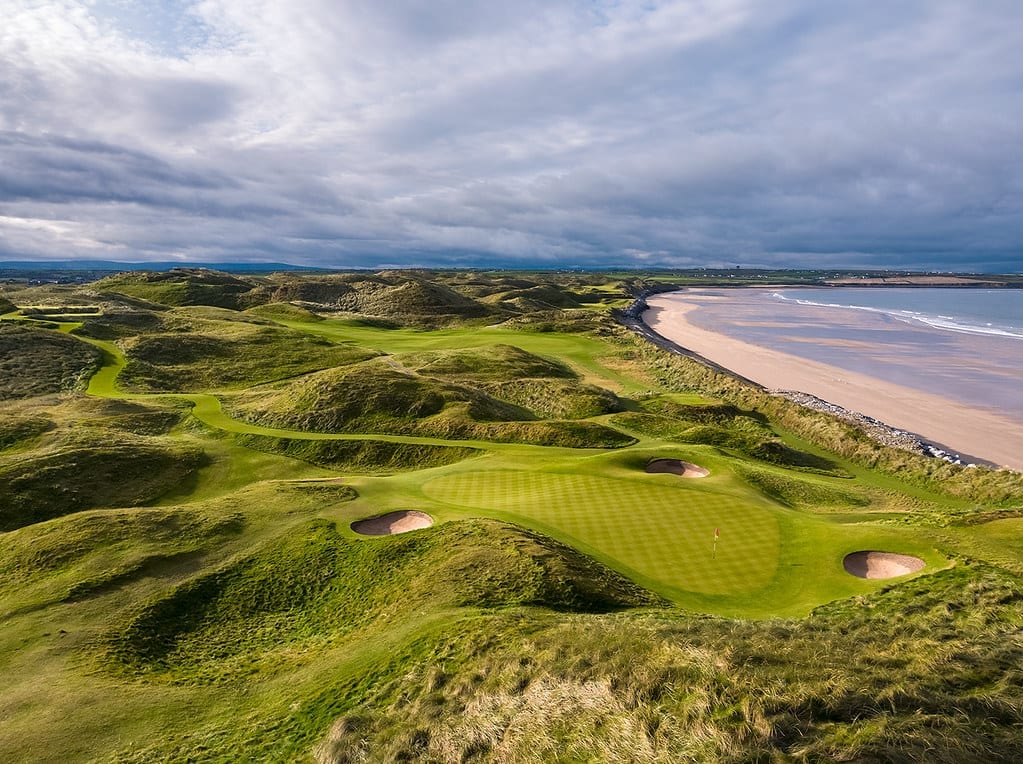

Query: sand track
left=843, top=551, right=924, bottom=579
left=645, top=459, right=710, bottom=478
left=351, top=510, right=434, bottom=536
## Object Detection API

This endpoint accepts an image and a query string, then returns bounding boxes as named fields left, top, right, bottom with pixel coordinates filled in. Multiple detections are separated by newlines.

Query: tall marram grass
left=618, top=328, right=1023, bottom=506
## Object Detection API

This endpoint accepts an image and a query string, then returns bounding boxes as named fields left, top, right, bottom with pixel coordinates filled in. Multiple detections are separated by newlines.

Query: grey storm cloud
left=0, top=0, right=1021, bottom=270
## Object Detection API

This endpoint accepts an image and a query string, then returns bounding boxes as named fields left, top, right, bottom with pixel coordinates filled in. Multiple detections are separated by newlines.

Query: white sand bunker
left=351, top=510, right=434, bottom=536
left=843, top=551, right=925, bottom=579
left=645, top=459, right=710, bottom=478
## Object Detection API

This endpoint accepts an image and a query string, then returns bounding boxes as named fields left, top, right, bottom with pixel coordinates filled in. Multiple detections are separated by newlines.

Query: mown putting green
left=423, top=469, right=781, bottom=596
left=408, top=462, right=944, bottom=617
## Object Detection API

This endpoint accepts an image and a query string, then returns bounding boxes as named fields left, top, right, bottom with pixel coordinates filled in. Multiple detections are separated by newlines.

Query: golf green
left=422, top=470, right=780, bottom=596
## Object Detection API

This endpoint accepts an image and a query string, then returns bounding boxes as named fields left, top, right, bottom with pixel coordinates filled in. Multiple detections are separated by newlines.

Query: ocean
left=682, top=287, right=1023, bottom=421
left=772, top=288, right=1023, bottom=340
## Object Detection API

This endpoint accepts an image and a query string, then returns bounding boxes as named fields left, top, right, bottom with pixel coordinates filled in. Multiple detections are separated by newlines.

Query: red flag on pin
left=714, top=527, right=720, bottom=538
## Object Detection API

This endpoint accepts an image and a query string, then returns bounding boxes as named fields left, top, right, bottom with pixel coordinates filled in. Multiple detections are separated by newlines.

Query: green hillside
left=116, top=308, right=379, bottom=391
left=93, top=269, right=259, bottom=309
left=229, top=357, right=634, bottom=447
left=1, top=271, right=1021, bottom=762
left=0, top=323, right=103, bottom=399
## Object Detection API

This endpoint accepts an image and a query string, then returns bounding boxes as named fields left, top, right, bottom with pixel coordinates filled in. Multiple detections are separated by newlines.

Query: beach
left=644, top=291, right=1023, bottom=472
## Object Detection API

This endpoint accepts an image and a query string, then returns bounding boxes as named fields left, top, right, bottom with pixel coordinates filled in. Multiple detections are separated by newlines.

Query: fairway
left=422, top=469, right=780, bottom=596
left=1, top=309, right=954, bottom=619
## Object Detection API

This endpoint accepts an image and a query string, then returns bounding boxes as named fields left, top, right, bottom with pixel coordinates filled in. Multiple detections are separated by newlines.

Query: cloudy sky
left=1, top=1, right=1021, bottom=270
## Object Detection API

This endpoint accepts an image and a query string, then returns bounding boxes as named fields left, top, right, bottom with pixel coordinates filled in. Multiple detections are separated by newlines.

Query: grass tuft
left=105, top=519, right=660, bottom=683
left=235, top=434, right=483, bottom=473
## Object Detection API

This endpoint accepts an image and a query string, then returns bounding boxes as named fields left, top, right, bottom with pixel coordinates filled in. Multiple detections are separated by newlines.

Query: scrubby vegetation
left=315, top=563, right=1023, bottom=764
left=0, top=431, right=205, bottom=531
left=0, top=323, right=102, bottom=399
left=0, top=505, right=244, bottom=613
left=0, top=414, right=52, bottom=450
left=2, top=269, right=1022, bottom=762
left=235, top=434, right=482, bottom=472
left=613, top=398, right=849, bottom=476
left=117, top=310, right=379, bottom=391
left=628, top=337, right=1023, bottom=505
left=93, top=269, right=258, bottom=310
left=243, top=301, right=324, bottom=322
left=107, top=519, right=660, bottom=684
left=733, top=463, right=870, bottom=509
left=229, top=358, right=634, bottom=447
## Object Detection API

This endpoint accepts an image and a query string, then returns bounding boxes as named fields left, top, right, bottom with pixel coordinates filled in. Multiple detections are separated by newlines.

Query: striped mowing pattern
left=422, top=470, right=780, bottom=595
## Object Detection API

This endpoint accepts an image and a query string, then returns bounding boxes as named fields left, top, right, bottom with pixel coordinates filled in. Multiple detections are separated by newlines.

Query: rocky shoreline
left=773, top=390, right=976, bottom=467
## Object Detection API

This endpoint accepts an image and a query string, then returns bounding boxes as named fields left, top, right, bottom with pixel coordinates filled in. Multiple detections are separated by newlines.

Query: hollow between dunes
left=351, top=510, right=434, bottom=536
left=645, top=459, right=710, bottom=478
left=843, top=551, right=925, bottom=579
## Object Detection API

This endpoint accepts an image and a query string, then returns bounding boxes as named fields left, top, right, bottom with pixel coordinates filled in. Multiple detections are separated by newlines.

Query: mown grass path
left=13, top=315, right=949, bottom=617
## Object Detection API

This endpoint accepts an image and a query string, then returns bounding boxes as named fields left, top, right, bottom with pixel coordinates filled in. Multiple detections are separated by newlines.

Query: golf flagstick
left=713, top=527, right=719, bottom=559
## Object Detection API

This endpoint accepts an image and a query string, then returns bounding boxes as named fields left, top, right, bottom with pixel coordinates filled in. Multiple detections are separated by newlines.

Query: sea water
left=773, top=288, right=1023, bottom=340
left=682, top=287, right=1023, bottom=421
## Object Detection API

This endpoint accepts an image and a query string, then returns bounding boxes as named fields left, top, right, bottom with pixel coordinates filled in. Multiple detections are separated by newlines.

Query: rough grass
left=391, top=345, right=621, bottom=418
left=105, top=519, right=661, bottom=683
left=339, top=277, right=498, bottom=325
left=0, top=414, right=53, bottom=450
left=117, top=317, right=379, bottom=392
left=4, top=272, right=1023, bottom=763
left=397, top=344, right=576, bottom=381
left=0, top=431, right=206, bottom=531
left=636, top=337, right=1023, bottom=505
left=93, top=269, right=259, bottom=310
left=247, top=273, right=502, bottom=326
left=229, top=360, right=634, bottom=448
left=0, top=323, right=103, bottom=400
left=612, top=403, right=852, bottom=477
left=733, top=463, right=871, bottom=509
left=235, top=434, right=483, bottom=473
left=69, top=309, right=164, bottom=340
left=483, top=378, right=622, bottom=419
left=243, top=302, right=324, bottom=322
left=0, top=505, right=244, bottom=612
left=66, top=398, right=185, bottom=436
left=489, top=283, right=585, bottom=312
left=314, top=563, right=1023, bottom=764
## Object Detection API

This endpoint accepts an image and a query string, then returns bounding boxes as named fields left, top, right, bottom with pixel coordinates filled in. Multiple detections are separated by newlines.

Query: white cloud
left=0, top=0, right=1021, bottom=269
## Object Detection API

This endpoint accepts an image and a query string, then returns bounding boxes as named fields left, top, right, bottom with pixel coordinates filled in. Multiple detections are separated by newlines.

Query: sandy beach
left=644, top=292, right=1023, bottom=472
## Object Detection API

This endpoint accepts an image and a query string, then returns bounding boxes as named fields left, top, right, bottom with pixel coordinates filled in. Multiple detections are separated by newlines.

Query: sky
left=1, top=1, right=1021, bottom=271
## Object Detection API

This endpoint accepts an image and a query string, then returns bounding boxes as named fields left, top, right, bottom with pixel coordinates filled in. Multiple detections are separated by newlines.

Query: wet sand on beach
left=644, top=293, right=1023, bottom=472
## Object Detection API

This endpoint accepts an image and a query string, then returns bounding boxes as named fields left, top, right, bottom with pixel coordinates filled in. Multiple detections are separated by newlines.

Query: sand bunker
left=843, top=551, right=925, bottom=579
left=351, top=510, right=434, bottom=536
left=645, top=459, right=710, bottom=478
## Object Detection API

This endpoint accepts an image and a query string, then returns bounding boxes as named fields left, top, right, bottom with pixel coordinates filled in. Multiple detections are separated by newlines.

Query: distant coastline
left=626, top=288, right=1023, bottom=472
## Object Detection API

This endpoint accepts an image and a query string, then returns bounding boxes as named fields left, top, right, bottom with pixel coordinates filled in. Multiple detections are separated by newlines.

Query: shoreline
left=628, top=291, right=1023, bottom=473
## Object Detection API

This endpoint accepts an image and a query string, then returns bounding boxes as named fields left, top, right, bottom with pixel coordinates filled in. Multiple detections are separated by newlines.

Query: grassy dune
left=0, top=433, right=206, bottom=531
left=228, top=355, right=635, bottom=447
left=0, top=322, right=103, bottom=399
left=116, top=308, right=379, bottom=391
left=234, top=433, right=483, bottom=473
left=0, top=271, right=1021, bottom=761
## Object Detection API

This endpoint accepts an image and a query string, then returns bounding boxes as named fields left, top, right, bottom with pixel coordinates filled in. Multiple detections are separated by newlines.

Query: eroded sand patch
left=351, top=510, right=434, bottom=536
left=843, top=551, right=924, bottom=579
left=645, top=459, right=710, bottom=478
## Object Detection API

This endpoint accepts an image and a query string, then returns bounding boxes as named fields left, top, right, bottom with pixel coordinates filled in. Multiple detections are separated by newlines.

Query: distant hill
left=0, top=260, right=326, bottom=273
